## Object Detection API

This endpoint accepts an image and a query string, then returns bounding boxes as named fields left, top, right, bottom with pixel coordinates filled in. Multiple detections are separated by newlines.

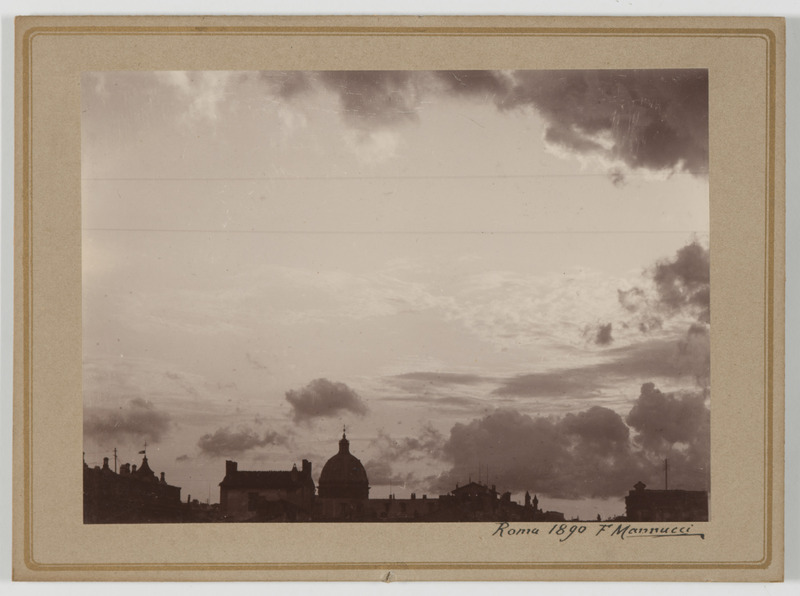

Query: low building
left=367, top=493, right=439, bottom=521
left=625, top=481, right=709, bottom=522
left=83, top=454, right=185, bottom=523
left=433, top=482, right=564, bottom=522
left=219, top=459, right=315, bottom=521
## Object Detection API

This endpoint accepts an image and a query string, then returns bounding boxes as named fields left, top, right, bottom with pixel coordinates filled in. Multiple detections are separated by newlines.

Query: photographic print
left=14, top=16, right=783, bottom=581
left=81, top=68, right=711, bottom=525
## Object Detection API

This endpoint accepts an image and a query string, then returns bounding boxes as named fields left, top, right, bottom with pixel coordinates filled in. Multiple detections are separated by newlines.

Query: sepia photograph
left=81, top=68, right=711, bottom=525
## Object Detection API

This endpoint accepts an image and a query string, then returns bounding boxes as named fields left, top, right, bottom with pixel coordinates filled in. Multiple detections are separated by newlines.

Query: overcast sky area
left=82, top=69, right=710, bottom=520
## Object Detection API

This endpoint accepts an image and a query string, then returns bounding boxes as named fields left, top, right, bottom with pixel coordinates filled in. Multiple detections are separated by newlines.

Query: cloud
left=651, top=241, right=710, bottom=323
left=492, top=370, right=600, bottom=398
left=271, top=70, right=707, bottom=178
left=285, top=378, right=368, bottom=423
left=626, top=382, right=708, bottom=453
left=155, top=71, right=234, bottom=122
left=594, top=323, right=613, bottom=346
left=363, top=425, right=446, bottom=487
left=197, top=426, right=287, bottom=458
left=318, top=71, right=423, bottom=130
left=175, top=454, right=191, bottom=462
left=584, top=322, right=614, bottom=346
left=393, top=372, right=490, bottom=386
left=618, top=241, right=710, bottom=329
left=84, top=398, right=171, bottom=446
left=432, top=381, right=709, bottom=499
left=493, top=335, right=708, bottom=398
left=626, top=383, right=710, bottom=489
left=499, top=70, right=708, bottom=178
left=432, top=407, right=644, bottom=499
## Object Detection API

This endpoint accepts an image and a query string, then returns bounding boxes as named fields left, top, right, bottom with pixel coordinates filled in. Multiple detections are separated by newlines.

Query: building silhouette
left=83, top=453, right=185, bottom=523
left=624, top=481, right=709, bottom=522
left=219, top=459, right=315, bottom=521
left=316, top=431, right=370, bottom=520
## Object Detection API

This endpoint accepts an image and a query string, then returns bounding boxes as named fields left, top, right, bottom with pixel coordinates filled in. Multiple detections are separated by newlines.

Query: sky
left=81, top=69, right=710, bottom=520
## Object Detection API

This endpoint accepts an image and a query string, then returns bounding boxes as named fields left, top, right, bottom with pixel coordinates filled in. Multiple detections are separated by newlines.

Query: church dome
left=318, top=432, right=369, bottom=499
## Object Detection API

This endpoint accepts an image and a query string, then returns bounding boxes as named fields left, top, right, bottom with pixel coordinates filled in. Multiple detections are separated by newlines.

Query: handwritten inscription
left=493, top=522, right=705, bottom=541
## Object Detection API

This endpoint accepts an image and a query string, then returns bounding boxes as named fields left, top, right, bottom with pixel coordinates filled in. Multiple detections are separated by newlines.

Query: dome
left=318, top=432, right=369, bottom=499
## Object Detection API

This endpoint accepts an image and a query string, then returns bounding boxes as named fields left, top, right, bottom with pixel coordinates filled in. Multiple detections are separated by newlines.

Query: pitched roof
left=219, top=470, right=310, bottom=490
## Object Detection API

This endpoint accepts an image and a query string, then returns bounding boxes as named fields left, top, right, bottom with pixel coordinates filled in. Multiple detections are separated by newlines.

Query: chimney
left=160, top=472, right=166, bottom=484
left=132, top=464, right=137, bottom=473
left=226, top=460, right=238, bottom=477
left=102, top=457, right=110, bottom=471
left=302, top=459, right=311, bottom=476
left=422, top=495, right=427, bottom=500
left=120, top=463, right=130, bottom=475
left=411, top=493, right=416, bottom=500
left=291, top=464, right=298, bottom=482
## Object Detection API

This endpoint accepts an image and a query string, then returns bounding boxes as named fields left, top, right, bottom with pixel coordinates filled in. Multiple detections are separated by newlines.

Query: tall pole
left=113, top=447, right=117, bottom=473
left=665, top=458, right=669, bottom=490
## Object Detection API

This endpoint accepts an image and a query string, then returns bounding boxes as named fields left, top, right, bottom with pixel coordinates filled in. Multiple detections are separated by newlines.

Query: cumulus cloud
left=626, top=382, right=710, bottom=489
left=432, top=407, right=644, bottom=499
left=499, top=70, right=708, bottom=179
left=651, top=241, right=710, bottom=323
left=84, top=397, right=171, bottom=446
left=433, top=382, right=709, bottom=499
left=285, top=378, right=368, bottom=423
left=619, top=241, right=710, bottom=328
left=197, top=426, right=287, bottom=457
left=363, top=425, right=446, bottom=488
left=627, top=383, right=708, bottom=453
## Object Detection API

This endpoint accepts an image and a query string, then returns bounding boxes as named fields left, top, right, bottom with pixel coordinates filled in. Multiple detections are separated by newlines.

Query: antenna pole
left=665, top=458, right=669, bottom=490
left=113, top=447, right=117, bottom=473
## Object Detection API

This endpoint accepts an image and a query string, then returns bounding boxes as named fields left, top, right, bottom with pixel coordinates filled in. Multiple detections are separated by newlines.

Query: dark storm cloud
left=626, top=383, right=710, bottom=490
left=273, top=70, right=707, bottom=177
left=431, top=407, right=646, bottom=499
left=433, top=380, right=710, bottom=499
left=84, top=398, right=171, bottom=446
left=619, top=241, right=710, bottom=328
left=285, top=378, right=368, bottom=423
left=652, top=241, right=710, bottom=323
left=197, top=426, right=287, bottom=457
left=627, top=383, right=709, bottom=453
left=500, top=70, right=708, bottom=177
